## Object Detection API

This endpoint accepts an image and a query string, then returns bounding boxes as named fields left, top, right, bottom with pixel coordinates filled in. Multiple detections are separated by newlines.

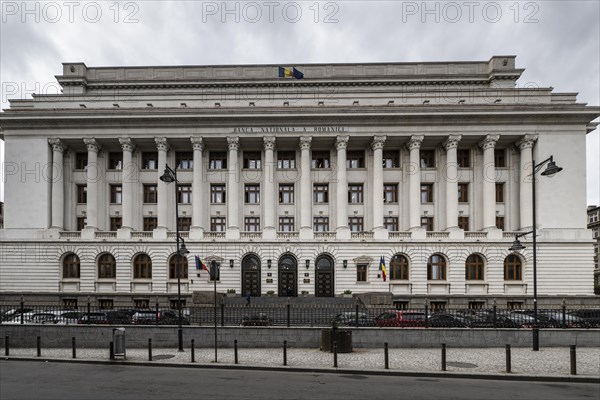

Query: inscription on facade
left=233, top=126, right=347, bottom=134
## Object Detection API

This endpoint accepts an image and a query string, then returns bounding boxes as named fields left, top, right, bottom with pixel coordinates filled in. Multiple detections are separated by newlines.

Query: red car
left=374, top=310, right=427, bottom=328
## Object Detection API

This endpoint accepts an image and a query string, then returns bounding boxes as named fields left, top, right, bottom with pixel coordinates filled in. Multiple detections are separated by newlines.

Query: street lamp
left=508, top=155, right=562, bottom=351
left=160, top=164, right=187, bottom=352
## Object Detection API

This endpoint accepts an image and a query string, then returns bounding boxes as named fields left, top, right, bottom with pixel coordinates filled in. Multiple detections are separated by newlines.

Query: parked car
left=460, top=311, right=522, bottom=328
left=26, top=313, right=58, bottom=324
left=427, top=313, right=470, bottom=328
left=374, top=310, right=427, bottom=328
left=564, top=309, right=600, bottom=327
left=132, top=310, right=189, bottom=325
left=3, top=312, right=37, bottom=324
left=53, top=310, right=84, bottom=325
left=529, top=311, right=588, bottom=328
left=1, top=308, right=34, bottom=322
left=78, top=311, right=132, bottom=325
left=332, top=312, right=375, bottom=327
left=241, top=313, right=273, bottom=326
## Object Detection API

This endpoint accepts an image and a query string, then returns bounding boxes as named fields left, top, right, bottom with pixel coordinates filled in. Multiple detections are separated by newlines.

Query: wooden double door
left=315, top=255, right=334, bottom=297
left=242, top=255, right=261, bottom=297
left=278, top=254, right=297, bottom=297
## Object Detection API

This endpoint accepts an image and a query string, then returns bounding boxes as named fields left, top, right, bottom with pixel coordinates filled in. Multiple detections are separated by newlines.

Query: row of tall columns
left=263, top=136, right=277, bottom=239
left=49, top=138, right=66, bottom=230
left=119, top=138, right=135, bottom=231
left=335, top=136, right=350, bottom=238
left=83, top=138, right=100, bottom=230
left=226, top=137, right=240, bottom=239
left=443, top=135, right=461, bottom=230
left=480, top=134, right=500, bottom=230
left=371, top=136, right=387, bottom=239
left=191, top=137, right=204, bottom=234
left=156, top=138, right=169, bottom=231
left=299, top=137, right=313, bottom=239
left=517, top=134, right=537, bottom=230
left=407, top=135, right=424, bottom=230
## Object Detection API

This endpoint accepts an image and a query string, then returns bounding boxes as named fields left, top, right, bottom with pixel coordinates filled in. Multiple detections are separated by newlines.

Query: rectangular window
left=420, top=150, right=435, bottom=168
left=142, top=152, right=158, bottom=170
left=210, top=217, right=226, bottom=232
left=277, top=151, right=296, bottom=169
left=458, top=216, right=469, bottom=231
left=243, top=151, right=262, bottom=169
left=311, top=151, right=330, bottom=169
left=134, top=299, right=149, bottom=309
left=244, top=184, right=260, bottom=204
left=496, top=183, right=504, bottom=203
left=63, top=299, right=78, bottom=308
left=430, top=301, right=446, bottom=312
left=346, top=151, right=365, bottom=169
left=170, top=299, right=186, bottom=309
left=348, top=184, right=364, bottom=204
left=496, top=216, right=505, bottom=230
left=382, top=150, right=400, bottom=168
left=313, top=216, right=329, bottom=232
left=77, top=217, right=87, bottom=231
left=383, top=183, right=398, bottom=203
left=77, top=185, right=87, bottom=204
left=468, top=301, right=485, bottom=310
left=421, top=217, right=433, bottom=231
left=313, top=183, right=329, bottom=204
left=278, top=216, right=295, bottom=232
left=244, top=217, right=260, bottom=232
left=209, top=152, right=227, bottom=170
left=75, top=153, right=88, bottom=170
left=109, top=152, right=123, bottom=170
left=507, top=301, right=523, bottom=310
left=177, top=217, right=192, bottom=232
left=384, top=216, right=399, bottom=232
left=143, top=217, right=157, bottom=231
left=110, top=185, right=122, bottom=204
left=357, top=264, right=367, bottom=282
left=211, top=184, right=226, bottom=204
left=348, top=217, right=364, bottom=232
left=278, top=184, right=294, bottom=204
left=98, top=299, right=114, bottom=310
left=457, top=149, right=470, bottom=168
left=176, top=152, right=194, bottom=170
left=177, top=185, right=192, bottom=204
left=143, top=185, right=158, bottom=204
left=494, top=149, right=506, bottom=168
left=110, top=217, right=122, bottom=231
left=458, top=183, right=469, bottom=203
left=421, top=183, right=433, bottom=203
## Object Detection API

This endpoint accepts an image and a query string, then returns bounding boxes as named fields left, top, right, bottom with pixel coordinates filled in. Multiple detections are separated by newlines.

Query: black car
left=241, top=313, right=273, bottom=326
left=132, top=310, right=189, bottom=325
left=78, top=311, right=131, bottom=324
left=332, top=312, right=375, bottom=327
left=427, top=313, right=469, bottom=328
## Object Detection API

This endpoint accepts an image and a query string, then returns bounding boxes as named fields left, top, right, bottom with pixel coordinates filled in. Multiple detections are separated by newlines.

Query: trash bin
left=113, top=328, right=126, bottom=359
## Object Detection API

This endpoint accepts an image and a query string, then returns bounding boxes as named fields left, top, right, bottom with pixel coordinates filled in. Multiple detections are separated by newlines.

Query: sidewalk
left=4, top=346, right=599, bottom=380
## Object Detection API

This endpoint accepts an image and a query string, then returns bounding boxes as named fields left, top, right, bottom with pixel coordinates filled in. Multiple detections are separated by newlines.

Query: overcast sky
left=1, top=0, right=598, bottom=204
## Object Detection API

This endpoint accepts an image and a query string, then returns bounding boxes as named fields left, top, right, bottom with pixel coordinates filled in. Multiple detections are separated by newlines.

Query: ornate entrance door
left=315, top=255, right=334, bottom=297
left=242, top=255, right=261, bottom=297
left=278, top=254, right=297, bottom=297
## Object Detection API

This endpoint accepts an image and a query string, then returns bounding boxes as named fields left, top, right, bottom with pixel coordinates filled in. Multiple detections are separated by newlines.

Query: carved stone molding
left=406, top=135, right=425, bottom=151
left=371, top=135, right=387, bottom=151
left=190, top=137, right=204, bottom=151
left=48, top=138, right=66, bottom=153
left=155, top=137, right=169, bottom=152
left=443, top=134, right=462, bottom=151
left=516, top=134, right=538, bottom=151
left=119, top=137, right=135, bottom=152
left=227, top=136, right=240, bottom=151
left=83, top=138, right=101, bottom=153
left=299, top=136, right=312, bottom=150
left=264, top=136, right=276, bottom=151
left=335, top=135, right=349, bottom=150
left=479, top=134, right=500, bottom=150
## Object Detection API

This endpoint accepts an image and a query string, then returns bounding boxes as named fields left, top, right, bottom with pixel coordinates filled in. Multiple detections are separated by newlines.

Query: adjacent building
left=588, top=205, right=600, bottom=293
left=0, top=56, right=598, bottom=309
left=0, top=201, right=3, bottom=229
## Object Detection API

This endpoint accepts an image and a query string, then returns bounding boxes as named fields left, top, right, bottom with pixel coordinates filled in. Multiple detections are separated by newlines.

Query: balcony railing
left=426, top=231, right=450, bottom=239
left=277, top=232, right=299, bottom=239
left=389, top=232, right=412, bottom=239
left=465, top=232, right=488, bottom=239
left=314, top=232, right=336, bottom=240
left=204, top=232, right=225, bottom=239
left=168, top=231, right=189, bottom=239
left=132, top=232, right=153, bottom=239
left=96, top=232, right=117, bottom=239
left=59, top=231, right=81, bottom=239
left=241, top=232, right=262, bottom=239
left=351, top=232, right=374, bottom=240
left=503, top=231, right=521, bottom=239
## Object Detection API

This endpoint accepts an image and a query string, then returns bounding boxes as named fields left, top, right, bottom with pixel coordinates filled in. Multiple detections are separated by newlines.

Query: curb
left=3, top=356, right=599, bottom=384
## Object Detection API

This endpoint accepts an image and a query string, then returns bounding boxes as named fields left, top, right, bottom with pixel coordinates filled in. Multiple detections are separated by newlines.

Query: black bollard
left=5, top=336, right=8, bottom=356
left=234, top=340, right=238, bottom=364
left=283, top=340, right=287, bottom=366
left=441, top=343, right=446, bottom=371
left=384, top=342, right=389, bottom=369
left=109, top=342, right=114, bottom=360
left=570, top=345, right=577, bottom=375
left=191, top=339, right=195, bottom=363
left=333, top=341, right=338, bottom=368
left=148, top=339, right=152, bottom=361
left=37, top=336, right=41, bottom=357
left=505, top=344, right=511, bottom=373
left=72, top=337, right=76, bottom=359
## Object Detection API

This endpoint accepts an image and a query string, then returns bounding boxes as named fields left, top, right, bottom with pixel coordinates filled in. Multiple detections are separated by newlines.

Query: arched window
left=133, top=254, right=152, bottom=279
left=390, top=254, right=409, bottom=280
left=465, top=254, right=484, bottom=280
left=168, top=254, right=188, bottom=279
left=98, top=253, right=116, bottom=279
left=63, top=253, right=80, bottom=279
left=427, top=254, right=446, bottom=280
left=504, top=254, right=522, bottom=280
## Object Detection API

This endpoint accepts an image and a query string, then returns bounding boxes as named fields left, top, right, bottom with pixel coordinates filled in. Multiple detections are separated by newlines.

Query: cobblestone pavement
left=4, top=347, right=599, bottom=377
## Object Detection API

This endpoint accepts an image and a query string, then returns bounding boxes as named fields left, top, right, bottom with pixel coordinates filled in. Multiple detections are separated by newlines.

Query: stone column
left=299, top=136, right=313, bottom=240
left=263, top=136, right=277, bottom=240
left=335, top=135, right=350, bottom=240
left=443, top=135, right=461, bottom=230
left=407, top=135, right=424, bottom=231
left=226, top=136, right=240, bottom=240
left=517, top=134, right=538, bottom=230
left=154, top=137, right=169, bottom=239
left=190, top=136, right=204, bottom=239
left=119, top=138, right=135, bottom=235
left=83, top=138, right=101, bottom=231
left=49, top=138, right=66, bottom=230
left=371, top=135, right=388, bottom=239
left=479, top=134, right=500, bottom=230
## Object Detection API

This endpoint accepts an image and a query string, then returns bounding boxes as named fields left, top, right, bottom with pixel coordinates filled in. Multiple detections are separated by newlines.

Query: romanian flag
left=195, top=256, right=209, bottom=273
left=278, top=66, right=304, bottom=79
left=379, top=256, right=387, bottom=282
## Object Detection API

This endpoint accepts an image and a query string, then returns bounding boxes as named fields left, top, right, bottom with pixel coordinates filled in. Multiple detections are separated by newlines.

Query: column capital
left=48, top=138, right=66, bottom=153
left=190, top=136, right=204, bottom=151
left=227, top=136, right=240, bottom=151
left=83, top=138, right=101, bottom=153
left=264, top=136, right=276, bottom=151
left=155, top=137, right=169, bottom=152
left=299, top=136, right=312, bottom=150
left=443, top=134, right=462, bottom=151
left=371, top=135, right=386, bottom=151
left=119, top=137, right=135, bottom=152
left=335, top=135, right=349, bottom=150
left=406, top=135, right=424, bottom=151
left=479, top=134, right=500, bottom=150
left=516, top=134, right=538, bottom=151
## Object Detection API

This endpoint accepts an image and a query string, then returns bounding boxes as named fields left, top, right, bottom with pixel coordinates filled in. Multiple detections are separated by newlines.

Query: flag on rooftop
left=278, top=66, right=304, bottom=79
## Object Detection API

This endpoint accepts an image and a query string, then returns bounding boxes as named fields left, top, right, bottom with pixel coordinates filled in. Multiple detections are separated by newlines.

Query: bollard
left=505, top=344, right=511, bottom=373
left=148, top=339, right=152, bottom=361
left=333, top=341, right=338, bottom=368
left=109, top=341, right=114, bottom=360
left=384, top=342, right=389, bottom=370
left=72, top=337, right=76, bottom=359
left=191, top=339, right=195, bottom=363
left=37, top=336, right=41, bottom=357
left=5, top=336, right=8, bottom=356
left=441, top=343, right=446, bottom=371
left=234, top=340, right=239, bottom=364
left=283, top=340, right=287, bottom=366
left=570, top=345, right=577, bottom=375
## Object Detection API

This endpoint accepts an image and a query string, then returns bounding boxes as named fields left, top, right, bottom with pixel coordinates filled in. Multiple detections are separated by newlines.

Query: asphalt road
left=1, top=361, right=598, bottom=400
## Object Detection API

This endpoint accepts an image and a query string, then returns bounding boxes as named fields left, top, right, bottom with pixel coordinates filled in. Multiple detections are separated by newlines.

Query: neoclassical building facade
left=1, top=56, right=598, bottom=308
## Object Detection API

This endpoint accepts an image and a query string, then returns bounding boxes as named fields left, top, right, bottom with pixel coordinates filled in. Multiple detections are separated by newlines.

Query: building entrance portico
left=315, top=254, right=334, bottom=297
left=278, top=254, right=297, bottom=297
left=242, top=254, right=261, bottom=297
